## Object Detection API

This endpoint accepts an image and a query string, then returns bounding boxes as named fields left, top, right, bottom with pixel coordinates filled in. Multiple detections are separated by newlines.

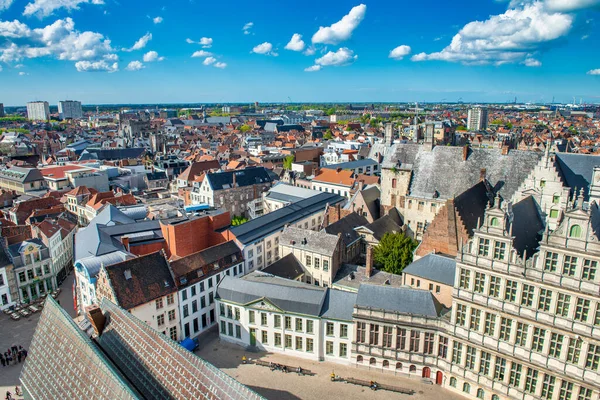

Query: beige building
left=402, top=253, right=455, bottom=308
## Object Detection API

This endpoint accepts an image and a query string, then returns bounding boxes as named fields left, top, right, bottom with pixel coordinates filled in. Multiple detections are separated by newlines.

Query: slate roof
left=170, top=241, right=242, bottom=287
left=178, top=160, right=220, bottom=182
left=454, top=180, right=494, bottom=234
left=323, top=212, right=368, bottom=247
left=265, top=183, right=321, bottom=204
left=145, top=170, right=168, bottom=181
left=229, top=192, right=345, bottom=244
left=262, top=253, right=305, bottom=281
left=555, top=153, right=600, bottom=199
left=77, top=251, right=134, bottom=279
left=360, top=210, right=402, bottom=241
left=319, top=289, right=356, bottom=321
left=323, top=159, right=378, bottom=170
left=104, top=252, right=175, bottom=310
left=79, top=148, right=146, bottom=161
left=356, top=284, right=443, bottom=317
left=0, top=167, right=44, bottom=183
left=217, top=272, right=327, bottom=316
left=207, top=167, right=272, bottom=191
left=280, top=226, right=340, bottom=256
left=402, top=254, right=456, bottom=286
left=510, top=195, right=544, bottom=258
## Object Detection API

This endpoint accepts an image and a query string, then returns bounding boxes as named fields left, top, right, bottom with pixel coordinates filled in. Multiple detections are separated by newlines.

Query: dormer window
left=569, top=225, right=582, bottom=238
left=540, top=180, right=546, bottom=188
left=490, top=217, right=500, bottom=227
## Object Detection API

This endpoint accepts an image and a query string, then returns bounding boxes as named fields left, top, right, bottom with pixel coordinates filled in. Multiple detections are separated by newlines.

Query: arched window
left=409, top=365, right=417, bottom=372
left=463, top=383, right=471, bottom=393
left=450, top=377, right=457, bottom=388
left=492, top=395, right=500, bottom=400
left=540, top=180, right=546, bottom=188
left=383, top=360, right=389, bottom=368
left=549, top=209, right=559, bottom=219
left=357, top=355, right=363, bottom=363
left=553, top=194, right=560, bottom=204
left=477, top=388, right=485, bottom=399
left=570, top=225, right=582, bottom=238
left=392, top=178, right=397, bottom=189
left=395, top=362, right=402, bottom=370
left=490, top=217, right=499, bottom=227
left=369, top=357, right=376, bottom=366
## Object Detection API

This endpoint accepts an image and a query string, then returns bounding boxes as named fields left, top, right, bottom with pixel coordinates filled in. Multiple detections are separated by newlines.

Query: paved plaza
left=196, top=332, right=465, bottom=400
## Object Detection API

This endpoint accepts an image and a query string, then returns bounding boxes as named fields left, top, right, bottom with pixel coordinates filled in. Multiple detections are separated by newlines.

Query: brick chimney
left=121, top=236, right=130, bottom=251
left=501, top=145, right=509, bottom=155
left=232, top=172, right=236, bottom=187
left=366, top=245, right=373, bottom=278
left=86, top=304, right=106, bottom=337
left=462, top=145, right=469, bottom=161
left=480, top=168, right=487, bottom=182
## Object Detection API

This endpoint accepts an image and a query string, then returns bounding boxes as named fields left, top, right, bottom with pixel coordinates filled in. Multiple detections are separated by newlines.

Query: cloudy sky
left=1, top=0, right=600, bottom=105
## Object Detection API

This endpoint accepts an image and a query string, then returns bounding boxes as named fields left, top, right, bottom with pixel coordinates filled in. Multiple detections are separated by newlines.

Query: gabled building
left=312, top=168, right=356, bottom=199
left=0, top=166, right=46, bottom=194
left=6, top=238, right=54, bottom=303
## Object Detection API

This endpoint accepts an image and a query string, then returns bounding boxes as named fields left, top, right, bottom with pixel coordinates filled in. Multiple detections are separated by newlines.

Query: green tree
left=283, top=155, right=294, bottom=170
left=239, top=124, right=251, bottom=133
left=372, top=232, right=418, bottom=275
left=323, top=130, right=333, bottom=140
left=231, top=216, right=249, bottom=226
left=456, top=125, right=467, bottom=131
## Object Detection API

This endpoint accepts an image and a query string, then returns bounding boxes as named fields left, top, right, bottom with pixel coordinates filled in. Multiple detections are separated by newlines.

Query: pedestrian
left=16, top=352, right=21, bottom=363
left=5, top=390, right=11, bottom=400
left=11, top=346, right=17, bottom=356
left=0, top=354, right=5, bottom=367
left=14, top=386, right=20, bottom=396
left=22, top=349, right=27, bottom=360
left=6, top=355, right=11, bottom=366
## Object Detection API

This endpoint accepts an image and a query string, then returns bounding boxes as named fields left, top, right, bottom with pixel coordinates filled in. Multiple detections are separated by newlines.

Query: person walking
left=5, top=390, right=12, bottom=400
left=0, top=354, right=5, bottom=367
left=16, top=351, right=21, bottom=363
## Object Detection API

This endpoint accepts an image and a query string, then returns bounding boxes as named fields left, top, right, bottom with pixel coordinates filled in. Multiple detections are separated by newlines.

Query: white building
left=467, top=107, right=488, bottom=131
left=216, top=272, right=355, bottom=365
left=0, top=259, right=16, bottom=310
left=33, top=218, right=76, bottom=285
left=58, top=100, right=83, bottom=120
left=26, top=101, right=50, bottom=121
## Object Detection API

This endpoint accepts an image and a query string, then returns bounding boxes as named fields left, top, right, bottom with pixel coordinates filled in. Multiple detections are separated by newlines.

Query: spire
left=577, top=187, right=585, bottom=209
left=494, top=193, right=502, bottom=209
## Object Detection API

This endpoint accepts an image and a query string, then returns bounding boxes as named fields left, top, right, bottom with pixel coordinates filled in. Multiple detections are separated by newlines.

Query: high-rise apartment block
left=0, top=103, right=5, bottom=117
left=26, top=101, right=50, bottom=121
left=58, top=100, right=83, bottom=120
left=467, top=107, right=488, bottom=131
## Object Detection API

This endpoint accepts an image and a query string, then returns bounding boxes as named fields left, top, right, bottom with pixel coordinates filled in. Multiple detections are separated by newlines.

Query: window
left=340, top=323, right=347, bottom=338
left=249, top=310, right=255, bottom=324
left=183, top=305, right=189, bottom=318
left=582, top=260, right=597, bottom=281
left=306, top=256, right=311, bottom=267
left=484, top=313, right=496, bottom=335
left=541, top=374, right=555, bottom=399
left=553, top=195, right=560, bottom=204
left=392, top=179, right=397, bottom=188
left=477, top=389, right=485, bottom=399
left=456, top=304, right=467, bottom=326
left=563, top=255, right=578, bottom=276
left=493, top=241, right=506, bottom=260
left=521, top=284, right=534, bottom=307
left=470, top=308, right=481, bottom=331
left=549, top=333, right=564, bottom=358
left=465, top=346, right=476, bottom=370
left=515, top=322, right=529, bottom=346
left=494, top=357, right=506, bottom=381
left=569, top=225, right=582, bottom=238
left=191, top=285, right=197, bottom=297
left=499, top=318, right=512, bottom=341
left=166, top=293, right=174, bottom=305
left=559, top=381, right=573, bottom=400
left=524, top=368, right=538, bottom=394
left=261, top=313, right=268, bottom=326
left=438, top=336, right=448, bottom=358
left=370, top=324, right=380, bottom=345
left=567, top=337, right=582, bottom=364
left=209, top=292, right=214, bottom=304
left=285, top=334, right=292, bottom=348
left=396, top=328, right=406, bottom=350
left=296, top=318, right=303, bottom=332
left=450, top=377, right=457, bottom=388
left=490, top=217, right=500, bottom=227
left=532, top=328, right=546, bottom=353
left=325, top=340, right=333, bottom=356
left=509, top=362, right=522, bottom=386
left=192, top=300, right=198, bottom=313
left=424, top=332, right=434, bottom=354
left=575, top=298, right=590, bottom=322
left=306, top=338, right=314, bottom=352
left=478, top=239, right=490, bottom=257
left=314, top=258, right=320, bottom=269
left=295, top=336, right=303, bottom=351
left=261, top=330, right=268, bottom=344
left=200, top=296, right=206, bottom=309
left=479, top=351, right=491, bottom=375
left=274, top=333, right=282, bottom=347
left=323, top=260, right=329, bottom=271
left=540, top=180, right=546, bottom=188
left=383, top=326, right=393, bottom=347
left=155, top=298, right=164, bottom=310
left=168, top=309, right=175, bottom=321
left=452, top=342, right=463, bottom=364
left=474, top=272, right=485, bottom=293
left=504, top=280, right=517, bottom=302
left=157, top=314, right=165, bottom=326
left=357, top=322, right=366, bottom=343
left=489, top=276, right=500, bottom=297
left=274, top=315, right=281, bottom=328
left=409, top=330, right=420, bottom=352
left=339, top=343, right=347, bottom=357
left=463, top=383, right=471, bottom=394
left=544, top=252, right=558, bottom=272
left=586, top=344, right=600, bottom=370
left=556, top=293, right=571, bottom=317
left=285, top=316, right=292, bottom=329
left=538, top=289, right=553, bottom=312
left=169, top=326, right=177, bottom=341
left=578, top=387, right=593, bottom=400
left=550, top=209, right=559, bottom=218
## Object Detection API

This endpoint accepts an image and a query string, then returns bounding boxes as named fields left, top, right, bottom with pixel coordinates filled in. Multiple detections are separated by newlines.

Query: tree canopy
left=323, top=130, right=333, bottom=140
left=372, top=232, right=418, bottom=275
left=231, top=216, right=249, bottom=226
left=283, top=155, right=294, bottom=170
left=239, top=124, right=251, bottom=133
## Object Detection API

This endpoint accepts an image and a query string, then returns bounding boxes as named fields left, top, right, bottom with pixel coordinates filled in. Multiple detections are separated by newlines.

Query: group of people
left=0, top=345, right=27, bottom=367
left=5, top=386, right=21, bottom=400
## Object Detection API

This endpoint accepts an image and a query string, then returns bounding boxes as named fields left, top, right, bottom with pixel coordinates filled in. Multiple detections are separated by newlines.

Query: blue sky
left=0, top=0, right=600, bottom=105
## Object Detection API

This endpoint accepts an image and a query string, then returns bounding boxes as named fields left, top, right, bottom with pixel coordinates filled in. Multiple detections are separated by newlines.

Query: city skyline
left=1, top=0, right=600, bottom=104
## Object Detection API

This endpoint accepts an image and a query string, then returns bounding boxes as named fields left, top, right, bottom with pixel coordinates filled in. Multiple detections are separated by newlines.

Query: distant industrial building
left=58, top=100, right=83, bottom=120
left=467, top=107, right=488, bottom=131
left=26, top=101, right=50, bottom=121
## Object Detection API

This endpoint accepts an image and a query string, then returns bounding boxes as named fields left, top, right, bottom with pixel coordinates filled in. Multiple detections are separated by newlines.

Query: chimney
left=501, top=145, right=509, bottom=155
left=122, top=236, right=130, bottom=251
left=480, top=168, right=487, bottom=182
left=86, top=305, right=106, bottom=337
left=336, top=167, right=342, bottom=173
left=336, top=203, right=341, bottom=222
left=365, top=245, right=373, bottom=278
left=462, top=145, right=469, bottom=161
left=232, top=172, right=236, bottom=187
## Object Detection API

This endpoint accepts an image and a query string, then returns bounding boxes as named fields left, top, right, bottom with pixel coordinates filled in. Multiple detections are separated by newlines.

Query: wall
left=402, top=273, right=453, bottom=308
left=161, top=212, right=229, bottom=259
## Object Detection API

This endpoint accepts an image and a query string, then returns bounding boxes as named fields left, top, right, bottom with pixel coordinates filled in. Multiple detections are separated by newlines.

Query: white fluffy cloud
left=312, top=4, right=366, bottom=44
left=588, top=69, right=600, bottom=75
left=243, top=22, right=253, bottom=35
left=75, top=59, right=117, bottom=72
left=513, top=0, right=600, bottom=12
left=285, top=33, right=305, bottom=51
left=203, top=56, right=216, bottom=65
left=524, top=57, right=541, bottom=67
left=122, top=32, right=152, bottom=52
left=304, top=65, right=321, bottom=72
left=214, top=61, right=226, bottom=69
left=303, top=46, right=316, bottom=56
left=143, top=50, right=164, bottom=62
left=191, top=50, right=212, bottom=58
left=252, top=42, right=276, bottom=56
left=23, top=0, right=104, bottom=18
left=315, top=47, right=357, bottom=66
left=126, top=60, right=144, bottom=71
left=411, top=2, right=573, bottom=66
left=0, top=17, right=117, bottom=67
left=389, top=45, right=411, bottom=60
left=0, top=0, right=14, bottom=11
left=153, top=16, right=163, bottom=24
left=199, top=37, right=212, bottom=48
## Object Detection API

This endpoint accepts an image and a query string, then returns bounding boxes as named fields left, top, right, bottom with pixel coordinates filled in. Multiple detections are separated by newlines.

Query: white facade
left=131, top=293, right=180, bottom=341
left=0, top=266, right=15, bottom=310
left=26, top=101, right=50, bottom=121
left=58, top=100, right=83, bottom=120
left=311, top=180, right=353, bottom=199
left=467, top=107, right=488, bottom=131
left=178, top=262, right=244, bottom=339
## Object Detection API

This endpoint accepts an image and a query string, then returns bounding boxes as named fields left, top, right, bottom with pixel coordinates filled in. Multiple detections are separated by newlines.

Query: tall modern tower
left=26, top=101, right=50, bottom=121
left=467, top=107, right=488, bottom=131
left=0, top=103, right=4, bottom=118
left=58, top=100, right=83, bottom=120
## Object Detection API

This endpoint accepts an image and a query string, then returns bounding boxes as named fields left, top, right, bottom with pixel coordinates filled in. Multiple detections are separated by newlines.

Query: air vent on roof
left=348, top=272, right=355, bottom=281
left=180, top=277, right=187, bottom=285
left=124, top=269, right=132, bottom=280
left=385, top=279, right=390, bottom=285
left=164, top=279, right=170, bottom=288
